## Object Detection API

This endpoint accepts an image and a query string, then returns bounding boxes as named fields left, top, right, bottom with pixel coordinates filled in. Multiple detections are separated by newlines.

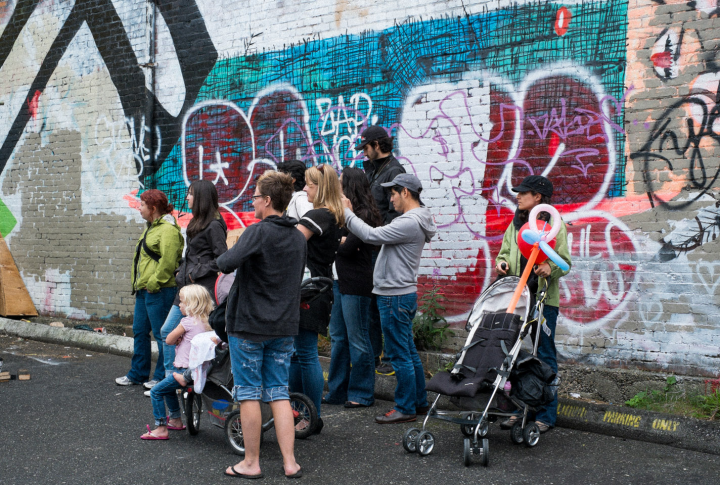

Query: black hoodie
left=217, top=215, right=307, bottom=339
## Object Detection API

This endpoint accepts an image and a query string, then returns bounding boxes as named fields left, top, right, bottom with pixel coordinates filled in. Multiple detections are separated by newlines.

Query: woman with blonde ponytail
left=290, top=164, right=343, bottom=434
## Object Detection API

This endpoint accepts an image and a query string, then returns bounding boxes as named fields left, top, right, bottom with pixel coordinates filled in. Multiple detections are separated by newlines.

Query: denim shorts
left=228, top=335, right=294, bottom=403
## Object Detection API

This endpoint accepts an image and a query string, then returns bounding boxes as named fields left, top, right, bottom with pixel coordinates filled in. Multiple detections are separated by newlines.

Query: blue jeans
left=289, top=329, right=324, bottom=417
left=377, top=293, right=428, bottom=415
left=534, top=305, right=559, bottom=427
left=150, top=368, right=185, bottom=426
left=325, top=283, right=375, bottom=406
left=127, top=287, right=176, bottom=383
left=160, top=305, right=184, bottom=377
left=229, top=335, right=294, bottom=402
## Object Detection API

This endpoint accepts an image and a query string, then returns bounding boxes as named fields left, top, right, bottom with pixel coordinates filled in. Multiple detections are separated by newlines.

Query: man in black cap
left=357, top=125, right=406, bottom=224
left=357, top=125, right=406, bottom=376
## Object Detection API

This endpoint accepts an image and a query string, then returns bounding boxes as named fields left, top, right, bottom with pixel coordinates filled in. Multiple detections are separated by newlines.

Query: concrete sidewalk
left=2, top=317, right=719, bottom=455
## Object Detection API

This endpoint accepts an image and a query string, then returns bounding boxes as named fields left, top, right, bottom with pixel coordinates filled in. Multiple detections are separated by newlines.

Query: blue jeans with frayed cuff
left=229, top=336, right=294, bottom=403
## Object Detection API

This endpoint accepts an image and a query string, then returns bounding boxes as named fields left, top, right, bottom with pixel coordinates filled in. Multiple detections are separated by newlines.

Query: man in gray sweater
left=342, top=173, right=437, bottom=424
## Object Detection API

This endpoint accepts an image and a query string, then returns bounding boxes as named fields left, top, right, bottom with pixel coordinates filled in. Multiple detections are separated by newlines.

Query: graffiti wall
left=0, top=0, right=717, bottom=375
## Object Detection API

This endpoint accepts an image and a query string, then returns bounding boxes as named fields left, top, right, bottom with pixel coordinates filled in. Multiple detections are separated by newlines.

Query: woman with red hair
left=116, top=189, right=184, bottom=388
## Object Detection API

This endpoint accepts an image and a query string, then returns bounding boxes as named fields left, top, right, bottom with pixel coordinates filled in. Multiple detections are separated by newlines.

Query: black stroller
left=401, top=276, right=556, bottom=466
left=180, top=275, right=333, bottom=455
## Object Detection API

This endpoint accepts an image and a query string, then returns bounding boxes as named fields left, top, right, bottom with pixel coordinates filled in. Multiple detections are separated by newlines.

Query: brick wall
left=0, top=0, right=717, bottom=376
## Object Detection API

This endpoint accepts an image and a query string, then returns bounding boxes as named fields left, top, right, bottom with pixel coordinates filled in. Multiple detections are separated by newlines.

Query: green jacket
left=132, top=214, right=184, bottom=293
left=495, top=218, right=571, bottom=307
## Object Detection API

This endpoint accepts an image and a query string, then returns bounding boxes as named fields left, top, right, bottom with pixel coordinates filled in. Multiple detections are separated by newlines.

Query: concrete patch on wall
left=1, top=130, right=144, bottom=318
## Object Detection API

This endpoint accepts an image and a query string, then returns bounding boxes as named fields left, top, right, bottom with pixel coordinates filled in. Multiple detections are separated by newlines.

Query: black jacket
left=364, top=154, right=406, bottom=224
left=335, top=228, right=373, bottom=297
left=217, top=215, right=307, bottom=338
left=174, top=218, right=228, bottom=305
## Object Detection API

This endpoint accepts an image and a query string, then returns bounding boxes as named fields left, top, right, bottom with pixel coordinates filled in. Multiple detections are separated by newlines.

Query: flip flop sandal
left=224, top=465, right=263, bottom=479
left=284, top=468, right=303, bottom=479
left=166, top=417, right=186, bottom=430
left=141, top=424, right=169, bottom=440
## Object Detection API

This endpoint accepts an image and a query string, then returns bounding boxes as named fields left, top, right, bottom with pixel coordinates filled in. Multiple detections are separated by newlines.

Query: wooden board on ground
left=0, top=234, right=37, bottom=316
left=18, top=369, right=29, bottom=381
left=226, top=228, right=245, bottom=249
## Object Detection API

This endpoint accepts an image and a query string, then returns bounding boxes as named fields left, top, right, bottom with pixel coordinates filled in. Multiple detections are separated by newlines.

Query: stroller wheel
left=416, top=431, right=435, bottom=456
left=478, top=420, right=489, bottom=438
left=523, top=423, right=540, bottom=447
left=224, top=411, right=245, bottom=455
left=463, top=438, right=472, bottom=466
left=403, top=428, right=421, bottom=453
left=185, top=391, right=202, bottom=436
left=289, top=392, right=318, bottom=440
left=461, top=419, right=488, bottom=438
left=510, top=420, right=524, bottom=445
left=480, top=438, right=489, bottom=467
left=224, top=410, right=264, bottom=455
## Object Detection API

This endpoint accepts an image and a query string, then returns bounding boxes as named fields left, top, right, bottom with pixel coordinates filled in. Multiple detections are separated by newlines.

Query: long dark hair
left=513, top=193, right=552, bottom=230
left=341, top=167, right=382, bottom=227
left=186, top=180, right=221, bottom=239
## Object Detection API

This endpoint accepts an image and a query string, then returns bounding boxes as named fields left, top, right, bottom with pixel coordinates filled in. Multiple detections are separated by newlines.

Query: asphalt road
left=1, top=334, right=719, bottom=485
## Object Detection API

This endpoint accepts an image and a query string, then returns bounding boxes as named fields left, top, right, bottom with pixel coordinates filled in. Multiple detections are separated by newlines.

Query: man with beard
left=357, top=125, right=406, bottom=376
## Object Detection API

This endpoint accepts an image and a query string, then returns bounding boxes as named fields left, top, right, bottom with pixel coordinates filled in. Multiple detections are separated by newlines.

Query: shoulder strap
left=142, top=239, right=161, bottom=262
left=131, top=228, right=161, bottom=294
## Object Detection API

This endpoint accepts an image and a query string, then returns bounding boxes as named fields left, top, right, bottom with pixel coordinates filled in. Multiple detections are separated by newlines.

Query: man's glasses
left=251, top=195, right=267, bottom=200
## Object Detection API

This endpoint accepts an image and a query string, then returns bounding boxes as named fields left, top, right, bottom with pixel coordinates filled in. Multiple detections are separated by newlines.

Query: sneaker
left=115, top=376, right=140, bottom=386
left=375, top=409, right=416, bottom=424
left=143, top=379, right=159, bottom=390
left=500, top=415, right=519, bottom=430
left=375, top=363, right=395, bottom=376
left=144, top=390, right=152, bottom=397
left=536, top=421, right=551, bottom=433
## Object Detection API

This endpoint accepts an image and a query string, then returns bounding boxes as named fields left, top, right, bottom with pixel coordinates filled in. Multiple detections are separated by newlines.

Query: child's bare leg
left=270, top=399, right=301, bottom=476
left=173, top=372, right=187, bottom=386
left=225, top=400, right=263, bottom=476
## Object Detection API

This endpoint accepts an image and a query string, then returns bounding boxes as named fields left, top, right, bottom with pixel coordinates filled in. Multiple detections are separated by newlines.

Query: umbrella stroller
left=401, top=276, right=556, bottom=466
left=180, top=275, right=333, bottom=454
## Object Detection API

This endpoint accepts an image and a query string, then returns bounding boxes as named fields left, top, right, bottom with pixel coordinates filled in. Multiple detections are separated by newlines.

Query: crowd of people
left=113, top=125, right=569, bottom=478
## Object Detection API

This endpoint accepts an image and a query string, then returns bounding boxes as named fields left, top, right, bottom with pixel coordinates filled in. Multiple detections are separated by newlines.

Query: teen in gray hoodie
left=342, top=173, right=437, bottom=424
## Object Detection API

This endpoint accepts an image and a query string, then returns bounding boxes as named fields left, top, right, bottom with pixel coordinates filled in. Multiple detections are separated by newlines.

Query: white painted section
left=154, top=10, right=186, bottom=117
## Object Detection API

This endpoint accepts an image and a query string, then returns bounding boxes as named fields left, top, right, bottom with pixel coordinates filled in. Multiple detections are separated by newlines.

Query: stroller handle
left=300, top=277, right=334, bottom=306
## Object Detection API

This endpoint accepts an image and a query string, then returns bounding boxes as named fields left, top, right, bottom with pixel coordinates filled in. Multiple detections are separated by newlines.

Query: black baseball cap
left=512, top=175, right=553, bottom=197
left=356, top=125, right=390, bottom=149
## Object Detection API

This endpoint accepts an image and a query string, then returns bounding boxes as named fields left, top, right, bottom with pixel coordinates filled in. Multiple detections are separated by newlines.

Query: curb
left=555, top=398, right=720, bottom=455
left=0, top=318, right=158, bottom=360
left=3, top=318, right=719, bottom=455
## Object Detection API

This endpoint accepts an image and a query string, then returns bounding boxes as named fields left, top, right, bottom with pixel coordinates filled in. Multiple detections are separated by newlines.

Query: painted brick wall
left=0, top=0, right=717, bottom=376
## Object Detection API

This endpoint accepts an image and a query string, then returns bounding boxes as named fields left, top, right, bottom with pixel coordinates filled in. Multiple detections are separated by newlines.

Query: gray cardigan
left=344, top=207, right=436, bottom=296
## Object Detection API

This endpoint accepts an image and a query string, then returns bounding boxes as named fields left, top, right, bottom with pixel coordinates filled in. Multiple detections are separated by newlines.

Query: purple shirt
left=173, top=316, right=208, bottom=368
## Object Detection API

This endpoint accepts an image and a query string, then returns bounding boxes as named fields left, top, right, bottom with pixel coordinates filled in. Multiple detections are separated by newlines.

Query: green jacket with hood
left=495, top=218, right=571, bottom=307
left=132, top=214, right=184, bottom=293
